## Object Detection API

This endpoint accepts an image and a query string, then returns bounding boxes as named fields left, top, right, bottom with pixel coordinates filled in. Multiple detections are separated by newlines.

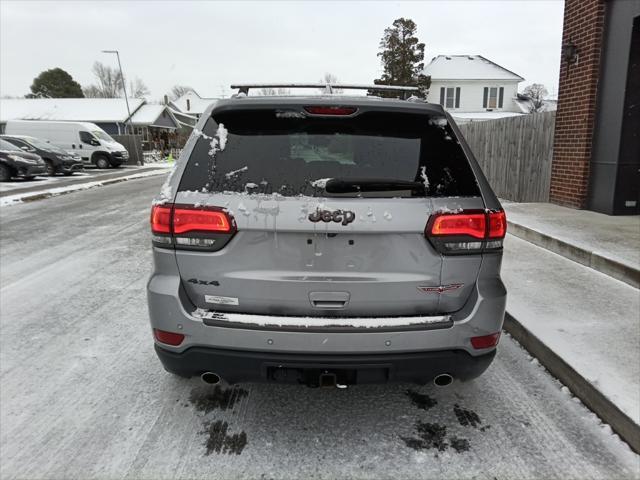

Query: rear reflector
left=470, top=332, right=501, bottom=349
left=304, top=106, right=358, bottom=116
left=173, top=207, right=232, bottom=234
left=153, top=329, right=185, bottom=346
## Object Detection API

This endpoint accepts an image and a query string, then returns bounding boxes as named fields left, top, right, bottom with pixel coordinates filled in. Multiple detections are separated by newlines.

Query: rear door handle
left=309, top=291, right=350, bottom=309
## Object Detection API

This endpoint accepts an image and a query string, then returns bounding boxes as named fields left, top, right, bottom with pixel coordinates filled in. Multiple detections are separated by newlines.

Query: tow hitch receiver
left=319, top=372, right=337, bottom=387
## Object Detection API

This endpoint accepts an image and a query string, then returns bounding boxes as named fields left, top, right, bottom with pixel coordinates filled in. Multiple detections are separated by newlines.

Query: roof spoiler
left=230, top=83, right=422, bottom=97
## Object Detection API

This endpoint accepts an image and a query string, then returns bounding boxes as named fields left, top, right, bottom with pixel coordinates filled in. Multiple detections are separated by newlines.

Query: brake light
left=150, top=205, right=172, bottom=234
left=173, top=208, right=232, bottom=234
left=426, top=209, right=506, bottom=254
left=150, top=204, right=236, bottom=251
left=470, top=332, right=501, bottom=349
left=153, top=328, right=185, bottom=346
left=304, top=106, right=358, bottom=116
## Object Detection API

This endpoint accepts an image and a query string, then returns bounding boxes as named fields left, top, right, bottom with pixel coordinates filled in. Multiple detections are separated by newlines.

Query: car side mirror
left=90, top=139, right=101, bottom=147
left=20, top=146, right=30, bottom=151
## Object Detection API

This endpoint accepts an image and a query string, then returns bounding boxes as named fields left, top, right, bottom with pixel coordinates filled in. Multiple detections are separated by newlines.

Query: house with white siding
left=424, top=55, right=527, bottom=123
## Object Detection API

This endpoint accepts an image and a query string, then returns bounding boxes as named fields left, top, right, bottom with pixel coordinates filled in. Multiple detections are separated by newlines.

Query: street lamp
left=102, top=49, right=140, bottom=164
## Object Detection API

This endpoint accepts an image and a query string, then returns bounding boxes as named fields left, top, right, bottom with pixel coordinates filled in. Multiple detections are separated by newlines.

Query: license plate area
left=264, top=362, right=390, bottom=386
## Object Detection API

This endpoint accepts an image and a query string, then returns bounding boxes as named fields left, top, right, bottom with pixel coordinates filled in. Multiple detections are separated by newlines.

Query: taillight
left=470, top=332, right=501, bottom=349
left=153, top=328, right=185, bottom=346
left=150, top=205, right=172, bottom=234
left=304, top=106, right=358, bottom=116
left=488, top=210, right=507, bottom=238
left=426, top=209, right=506, bottom=254
left=150, top=204, right=236, bottom=251
left=173, top=208, right=232, bottom=234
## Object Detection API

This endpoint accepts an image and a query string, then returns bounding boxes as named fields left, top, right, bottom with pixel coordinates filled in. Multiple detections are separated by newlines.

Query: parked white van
left=4, top=120, right=129, bottom=168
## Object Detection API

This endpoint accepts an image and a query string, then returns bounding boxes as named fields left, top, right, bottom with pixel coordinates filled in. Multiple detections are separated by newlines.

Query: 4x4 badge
left=308, top=209, right=355, bottom=226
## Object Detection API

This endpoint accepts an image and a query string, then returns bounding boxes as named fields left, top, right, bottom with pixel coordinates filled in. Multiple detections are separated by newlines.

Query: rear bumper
left=17, top=163, right=46, bottom=177
left=60, top=162, right=84, bottom=173
left=155, top=344, right=496, bottom=385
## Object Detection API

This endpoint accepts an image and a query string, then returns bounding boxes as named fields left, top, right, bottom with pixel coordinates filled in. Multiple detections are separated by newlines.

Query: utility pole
left=102, top=49, right=142, bottom=165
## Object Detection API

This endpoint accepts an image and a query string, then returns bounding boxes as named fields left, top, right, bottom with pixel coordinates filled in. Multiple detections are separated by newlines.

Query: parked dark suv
left=147, top=84, right=507, bottom=387
left=0, top=138, right=47, bottom=181
left=1, top=135, right=83, bottom=176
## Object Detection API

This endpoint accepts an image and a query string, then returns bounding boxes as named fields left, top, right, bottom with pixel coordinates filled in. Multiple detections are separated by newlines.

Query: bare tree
left=318, top=73, right=343, bottom=93
left=170, top=85, right=195, bottom=100
left=522, top=83, right=549, bottom=112
left=83, top=61, right=123, bottom=98
left=129, top=78, right=150, bottom=98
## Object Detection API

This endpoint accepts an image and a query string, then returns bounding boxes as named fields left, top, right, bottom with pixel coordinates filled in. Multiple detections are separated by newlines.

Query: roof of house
left=170, top=91, right=218, bottom=115
left=0, top=98, right=146, bottom=123
left=130, top=104, right=180, bottom=128
left=424, top=55, right=524, bottom=81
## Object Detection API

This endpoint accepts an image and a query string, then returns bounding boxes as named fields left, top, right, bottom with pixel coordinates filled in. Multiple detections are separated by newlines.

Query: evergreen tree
left=29, top=68, right=84, bottom=98
left=371, top=18, right=430, bottom=98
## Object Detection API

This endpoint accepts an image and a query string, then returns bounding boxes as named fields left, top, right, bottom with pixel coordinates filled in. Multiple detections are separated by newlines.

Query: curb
left=1, top=170, right=168, bottom=206
left=507, top=220, right=639, bottom=289
left=503, top=312, right=640, bottom=454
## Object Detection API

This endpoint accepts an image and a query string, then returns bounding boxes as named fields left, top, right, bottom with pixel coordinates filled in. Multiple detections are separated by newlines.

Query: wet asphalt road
left=1, top=176, right=638, bottom=480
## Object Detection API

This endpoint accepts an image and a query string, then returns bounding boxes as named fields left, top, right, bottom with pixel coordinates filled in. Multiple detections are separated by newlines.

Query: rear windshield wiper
left=324, top=178, right=425, bottom=194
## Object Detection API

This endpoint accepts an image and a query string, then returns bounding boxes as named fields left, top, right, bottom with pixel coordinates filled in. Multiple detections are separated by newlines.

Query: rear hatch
left=165, top=103, right=487, bottom=317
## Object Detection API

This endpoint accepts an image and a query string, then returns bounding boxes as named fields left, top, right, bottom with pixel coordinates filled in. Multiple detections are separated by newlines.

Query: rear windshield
left=178, top=109, right=480, bottom=198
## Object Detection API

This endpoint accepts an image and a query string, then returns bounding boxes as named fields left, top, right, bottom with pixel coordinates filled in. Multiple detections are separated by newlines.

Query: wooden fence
left=458, top=111, right=555, bottom=202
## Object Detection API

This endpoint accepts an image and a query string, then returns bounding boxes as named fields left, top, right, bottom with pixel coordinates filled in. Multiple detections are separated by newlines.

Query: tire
left=95, top=155, right=110, bottom=169
left=23, top=176, right=36, bottom=181
left=44, top=160, right=55, bottom=176
left=0, top=164, right=11, bottom=182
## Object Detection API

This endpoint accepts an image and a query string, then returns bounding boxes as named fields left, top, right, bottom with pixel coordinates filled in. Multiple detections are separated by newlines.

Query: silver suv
left=147, top=84, right=507, bottom=387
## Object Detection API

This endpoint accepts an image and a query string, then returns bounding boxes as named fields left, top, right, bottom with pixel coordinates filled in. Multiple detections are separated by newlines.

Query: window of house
left=483, top=86, right=505, bottom=109
left=439, top=87, right=461, bottom=109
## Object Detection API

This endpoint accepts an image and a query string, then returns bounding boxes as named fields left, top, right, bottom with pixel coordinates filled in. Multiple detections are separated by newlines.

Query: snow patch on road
left=1, top=169, right=168, bottom=207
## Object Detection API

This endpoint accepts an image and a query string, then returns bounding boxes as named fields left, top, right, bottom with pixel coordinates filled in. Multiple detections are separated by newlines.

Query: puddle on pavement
left=189, top=385, right=248, bottom=413
left=405, top=389, right=437, bottom=410
left=201, top=420, right=248, bottom=455
left=189, top=385, right=250, bottom=456
left=453, top=403, right=482, bottom=428
left=402, top=394, right=490, bottom=455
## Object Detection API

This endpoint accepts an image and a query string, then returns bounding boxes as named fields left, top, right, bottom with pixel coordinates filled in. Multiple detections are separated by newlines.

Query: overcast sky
left=1, top=1, right=564, bottom=100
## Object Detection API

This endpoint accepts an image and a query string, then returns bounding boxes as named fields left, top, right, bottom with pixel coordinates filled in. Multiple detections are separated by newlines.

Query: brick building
left=550, top=0, right=639, bottom=214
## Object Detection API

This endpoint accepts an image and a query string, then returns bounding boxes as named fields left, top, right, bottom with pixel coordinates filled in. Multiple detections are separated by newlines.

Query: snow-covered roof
left=130, top=104, right=179, bottom=128
left=424, top=55, right=524, bottom=81
left=170, top=91, right=217, bottom=115
left=0, top=98, right=145, bottom=123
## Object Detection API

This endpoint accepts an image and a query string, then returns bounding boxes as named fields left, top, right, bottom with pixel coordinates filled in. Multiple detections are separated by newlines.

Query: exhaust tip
left=433, top=373, right=453, bottom=387
left=201, top=372, right=221, bottom=385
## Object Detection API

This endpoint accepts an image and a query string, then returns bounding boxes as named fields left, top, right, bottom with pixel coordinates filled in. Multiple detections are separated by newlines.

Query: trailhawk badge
left=308, top=209, right=356, bottom=226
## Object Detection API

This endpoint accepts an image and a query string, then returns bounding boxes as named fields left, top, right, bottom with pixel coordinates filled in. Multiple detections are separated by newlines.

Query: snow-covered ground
left=0, top=175, right=638, bottom=479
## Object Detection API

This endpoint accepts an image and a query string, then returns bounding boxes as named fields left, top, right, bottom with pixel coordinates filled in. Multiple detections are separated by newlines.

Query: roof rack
left=230, top=83, right=422, bottom=97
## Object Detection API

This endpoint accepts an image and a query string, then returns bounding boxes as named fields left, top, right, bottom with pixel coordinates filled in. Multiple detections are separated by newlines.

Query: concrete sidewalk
left=501, top=203, right=640, bottom=453
left=504, top=202, right=640, bottom=287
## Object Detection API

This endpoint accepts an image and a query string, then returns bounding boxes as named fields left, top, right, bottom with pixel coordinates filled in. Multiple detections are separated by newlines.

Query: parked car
left=4, top=120, right=129, bottom=169
left=0, top=138, right=47, bottom=181
left=147, top=85, right=507, bottom=387
left=1, top=135, right=83, bottom=176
